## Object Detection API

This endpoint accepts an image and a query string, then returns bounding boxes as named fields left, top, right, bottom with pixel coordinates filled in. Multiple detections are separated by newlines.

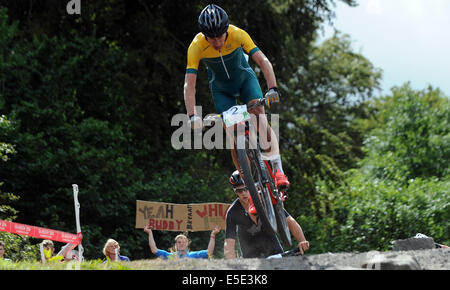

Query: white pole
left=72, top=184, right=84, bottom=262
left=40, top=243, right=46, bottom=263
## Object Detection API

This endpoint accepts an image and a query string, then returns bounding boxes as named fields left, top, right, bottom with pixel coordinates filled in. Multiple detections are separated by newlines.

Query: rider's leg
left=226, top=125, right=241, bottom=173
left=211, top=90, right=243, bottom=175
left=247, top=101, right=281, bottom=168
left=247, top=101, right=289, bottom=189
left=241, top=77, right=289, bottom=189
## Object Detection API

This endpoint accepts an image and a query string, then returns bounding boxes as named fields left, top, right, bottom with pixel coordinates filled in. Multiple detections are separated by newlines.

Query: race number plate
left=223, top=105, right=250, bottom=127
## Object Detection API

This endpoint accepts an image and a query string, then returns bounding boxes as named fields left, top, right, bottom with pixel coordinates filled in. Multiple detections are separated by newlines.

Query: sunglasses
left=234, top=187, right=248, bottom=194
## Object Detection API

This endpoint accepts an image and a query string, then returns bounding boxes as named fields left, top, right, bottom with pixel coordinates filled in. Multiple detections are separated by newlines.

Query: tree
left=0, top=7, right=147, bottom=258
left=310, top=84, right=450, bottom=252
left=363, top=83, right=449, bottom=182
left=0, top=114, right=17, bottom=220
left=1, top=103, right=38, bottom=262
left=280, top=32, right=382, bottom=223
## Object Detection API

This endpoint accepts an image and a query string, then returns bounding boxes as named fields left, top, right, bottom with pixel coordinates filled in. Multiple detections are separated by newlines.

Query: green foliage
left=0, top=233, right=40, bottom=261
left=1, top=51, right=39, bottom=261
left=0, top=6, right=145, bottom=259
left=320, top=173, right=449, bottom=252
left=281, top=32, right=382, bottom=220
left=0, top=258, right=132, bottom=270
left=363, top=84, right=449, bottom=181
left=1, top=113, right=17, bottom=221
left=308, top=85, right=450, bottom=253
left=0, top=116, right=15, bottom=161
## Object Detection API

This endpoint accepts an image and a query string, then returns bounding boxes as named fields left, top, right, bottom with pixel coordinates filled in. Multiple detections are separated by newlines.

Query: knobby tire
left=274, top=200, right=292, bottom=248
left=262, top=162, right=292, bottom=248
left=236, top=135, right=277, bottom=235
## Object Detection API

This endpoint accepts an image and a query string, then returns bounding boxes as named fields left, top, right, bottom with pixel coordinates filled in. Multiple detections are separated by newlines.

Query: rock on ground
left=128, top=248, right=449, bottom=270
left=393, top=237, right=436, bottom=251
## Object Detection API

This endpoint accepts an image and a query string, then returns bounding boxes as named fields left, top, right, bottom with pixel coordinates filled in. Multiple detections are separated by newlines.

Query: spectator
left=224, top=170, right=309, bottom=259
left=0, top=241, right=11, bottom=261
left=102, top=239, right=130, bottom=263
left=41, top=240, right=76, bottom=262
left=144, top=224, right=220, bottom=259
left=41, top=240, right=61, bottom=262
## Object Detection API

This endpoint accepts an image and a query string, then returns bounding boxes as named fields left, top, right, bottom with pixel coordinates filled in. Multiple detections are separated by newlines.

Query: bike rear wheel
left=236, top=136, right=277, bottom=235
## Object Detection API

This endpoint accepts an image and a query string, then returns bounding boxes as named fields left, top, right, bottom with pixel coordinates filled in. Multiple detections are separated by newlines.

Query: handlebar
left=203, top=97, right=267, bottom=123
left=246, top=97, right=267, bottom=111
left=200, top=98, right=269, bottom=131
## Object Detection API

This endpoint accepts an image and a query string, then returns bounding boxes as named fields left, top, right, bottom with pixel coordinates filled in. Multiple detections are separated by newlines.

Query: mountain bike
left=204, top=98, right=291, bottom=248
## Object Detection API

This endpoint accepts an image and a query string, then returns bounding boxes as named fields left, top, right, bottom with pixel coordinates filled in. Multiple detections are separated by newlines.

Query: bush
left=303, top=85, right=450, bottom=253
left=335, top=173, right=449, bottom=252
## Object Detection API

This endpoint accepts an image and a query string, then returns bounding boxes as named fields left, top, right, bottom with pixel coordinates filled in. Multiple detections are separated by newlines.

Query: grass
left=0, top=259, right=135, bottom=270
left=0, top=258, right=215, bottom=270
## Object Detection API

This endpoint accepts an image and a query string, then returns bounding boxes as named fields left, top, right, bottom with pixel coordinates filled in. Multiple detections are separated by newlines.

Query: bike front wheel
left=262, top=161, right=292, bottom=248
left=236, top=136, right=277, bottom=235
left=273, top=200, right=292, bottom=248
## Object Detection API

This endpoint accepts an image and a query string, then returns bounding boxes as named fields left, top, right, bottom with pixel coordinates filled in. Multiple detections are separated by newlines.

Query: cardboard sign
left=135, top=200, right=231, bottom=231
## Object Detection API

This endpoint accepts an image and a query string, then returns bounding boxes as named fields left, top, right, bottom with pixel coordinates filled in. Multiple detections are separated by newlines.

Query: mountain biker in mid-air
left=184, top=4, right=289, bottom=190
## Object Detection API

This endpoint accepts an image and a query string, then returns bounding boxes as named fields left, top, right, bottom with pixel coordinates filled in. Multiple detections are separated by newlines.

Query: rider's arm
left=185, top=39, right=202, bottom=117
left=184, top=73, right=197, bottom=117
left=224, top=238, right=236, bottom=259
left=251, top=50, right=277, bottom=90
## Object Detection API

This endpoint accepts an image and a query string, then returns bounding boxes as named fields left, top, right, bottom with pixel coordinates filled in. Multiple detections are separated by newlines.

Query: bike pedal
left=279, top=190, right=288, bottom=201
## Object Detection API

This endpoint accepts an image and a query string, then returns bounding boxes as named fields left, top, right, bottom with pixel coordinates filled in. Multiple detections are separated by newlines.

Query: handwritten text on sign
left=135, top=201, right=230, bottom=231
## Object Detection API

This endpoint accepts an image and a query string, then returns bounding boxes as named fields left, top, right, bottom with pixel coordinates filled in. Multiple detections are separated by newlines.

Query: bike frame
left=234, top=120, right=286, bottom=207
left=203, top=97, right=291, bottom=247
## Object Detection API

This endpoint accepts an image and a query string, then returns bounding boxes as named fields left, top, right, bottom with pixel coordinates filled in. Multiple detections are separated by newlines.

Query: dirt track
left=128, top=248, right=449, bottom=270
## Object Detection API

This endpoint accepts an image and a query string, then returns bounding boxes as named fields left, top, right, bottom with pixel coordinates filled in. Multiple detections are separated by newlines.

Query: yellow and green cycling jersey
left=186, top=25, right=263, bottom=113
